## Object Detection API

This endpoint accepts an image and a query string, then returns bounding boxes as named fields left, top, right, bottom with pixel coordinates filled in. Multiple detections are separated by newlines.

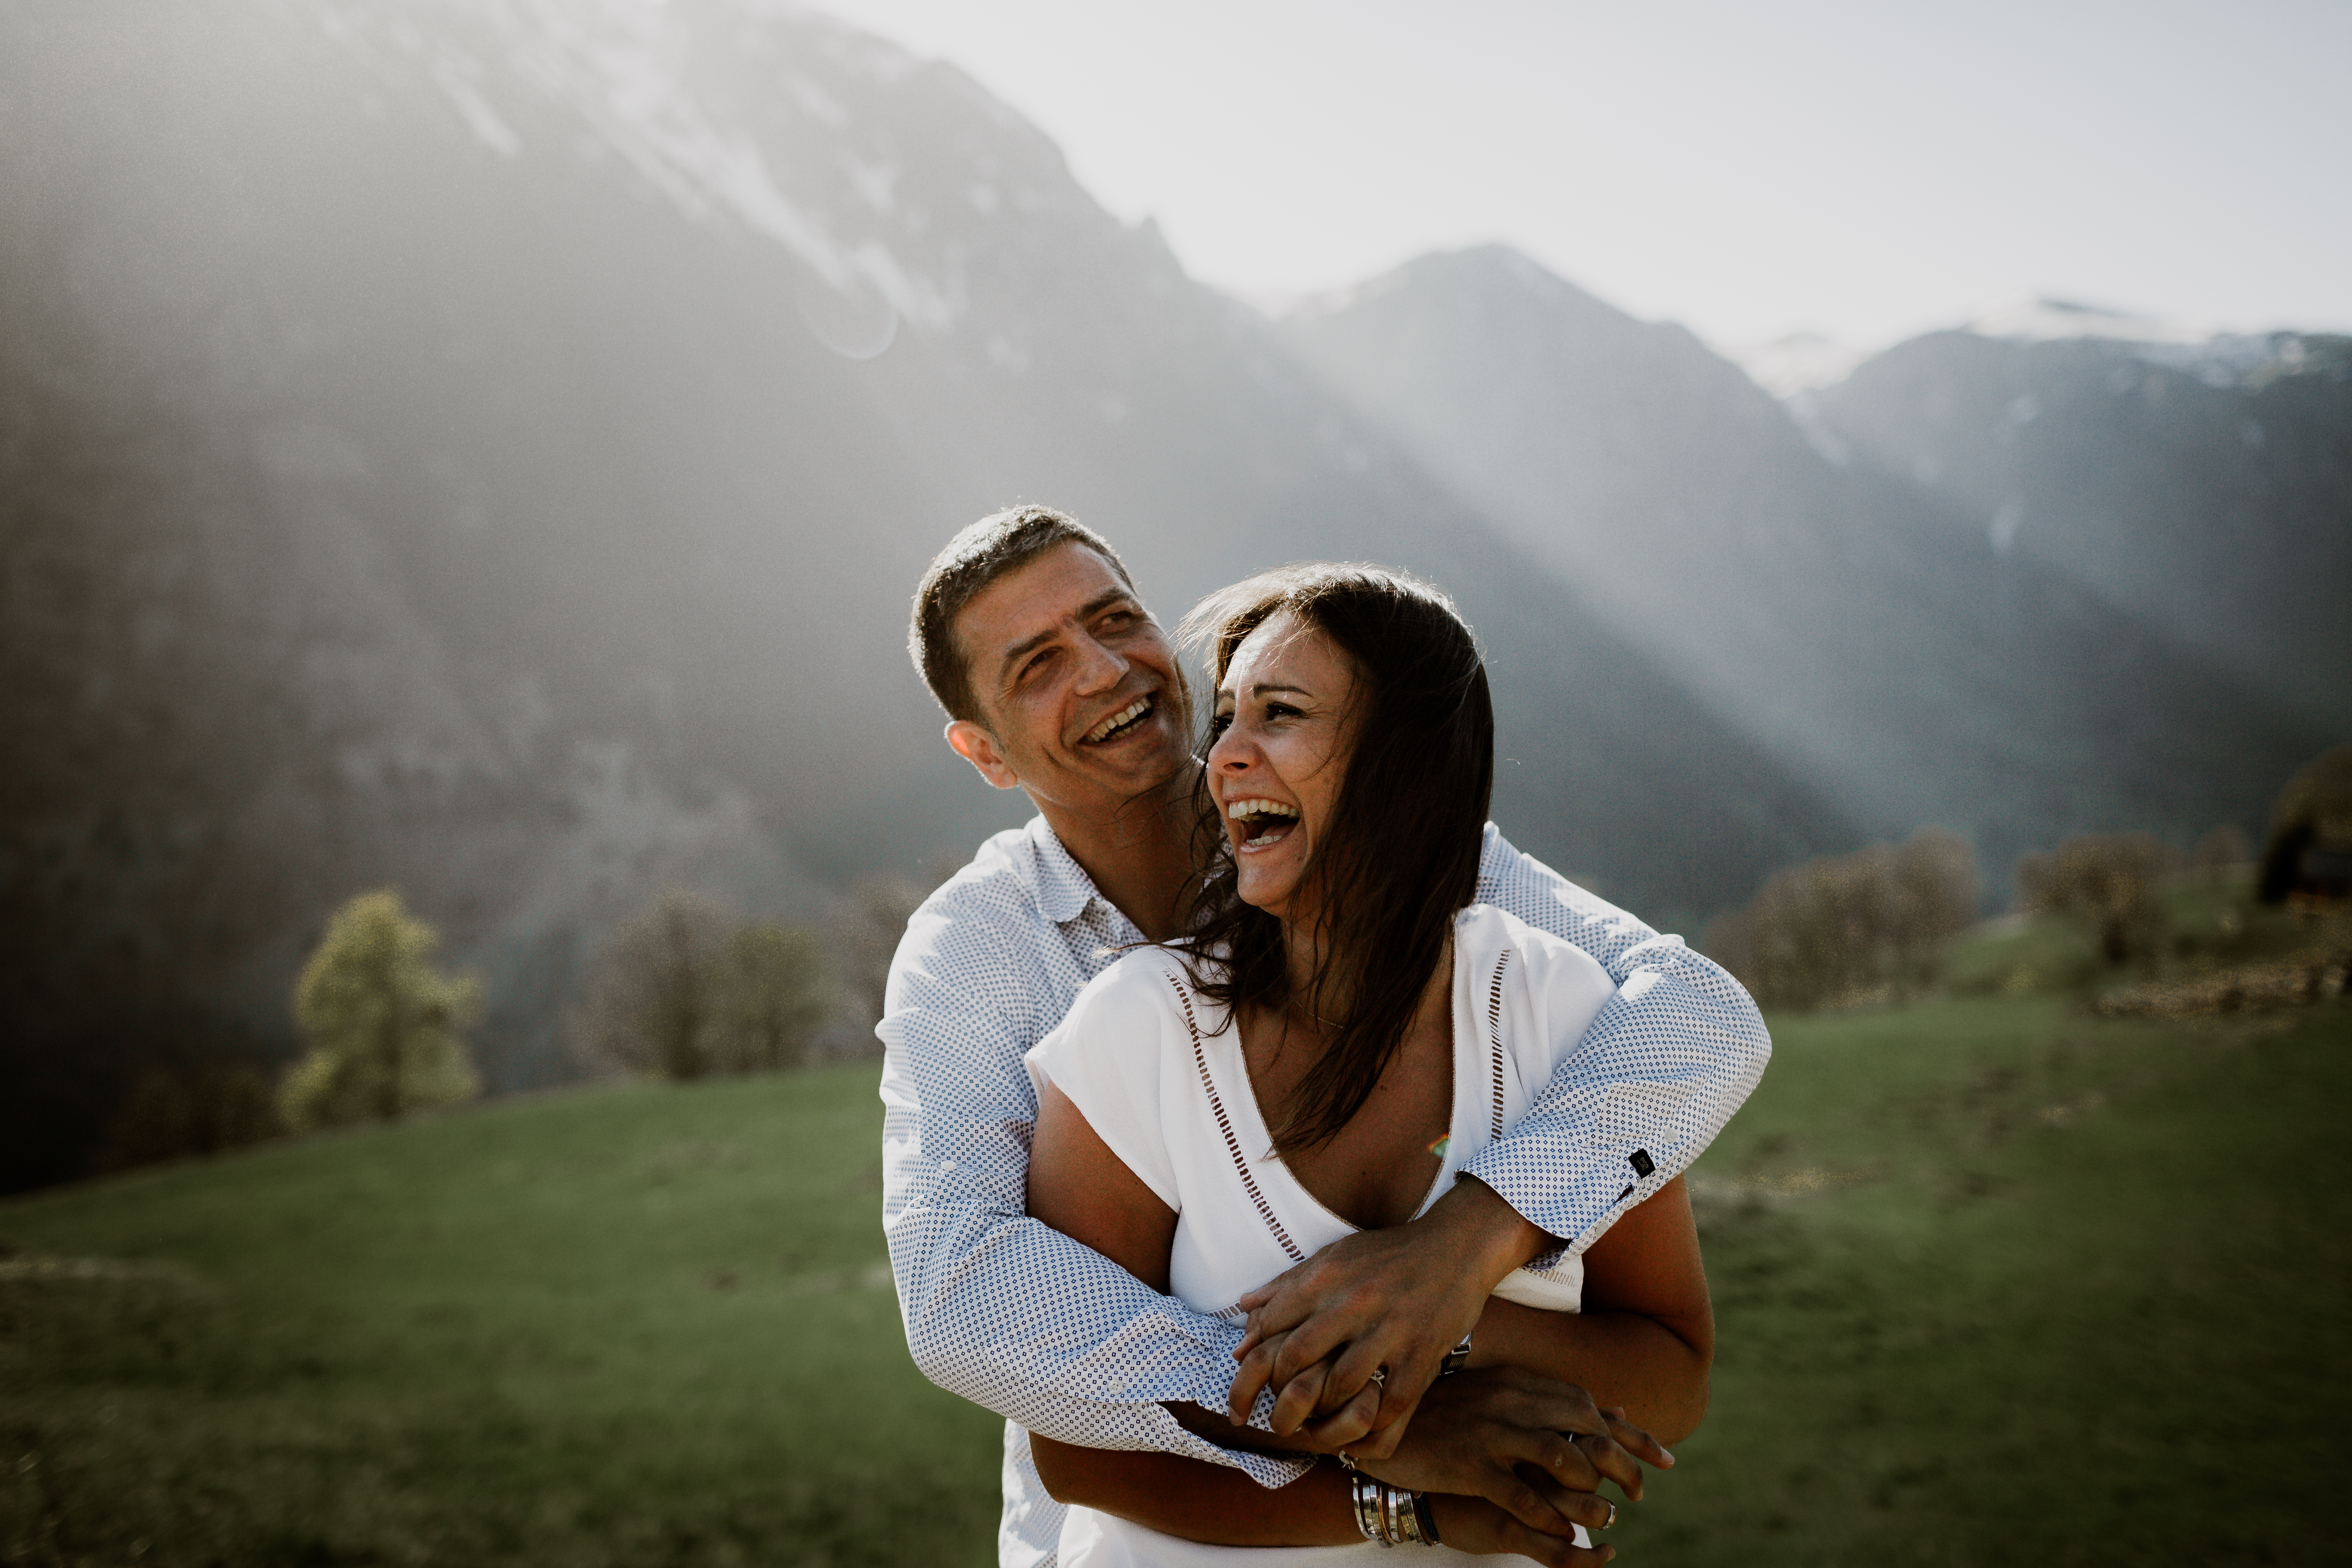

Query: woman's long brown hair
left=1175, top=564, right=1494, bottom=1157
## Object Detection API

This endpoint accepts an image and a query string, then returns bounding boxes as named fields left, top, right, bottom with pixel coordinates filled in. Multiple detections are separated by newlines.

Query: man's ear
left=946, top=719, right=1022, bottom=791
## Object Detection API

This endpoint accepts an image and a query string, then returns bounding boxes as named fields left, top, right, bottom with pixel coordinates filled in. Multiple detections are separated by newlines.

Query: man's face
left=945, top=542, right=1192, bottom=815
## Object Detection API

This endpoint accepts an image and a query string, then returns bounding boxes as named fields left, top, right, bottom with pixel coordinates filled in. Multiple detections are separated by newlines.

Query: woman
left=1024, top=565, right=1716, bottom=1566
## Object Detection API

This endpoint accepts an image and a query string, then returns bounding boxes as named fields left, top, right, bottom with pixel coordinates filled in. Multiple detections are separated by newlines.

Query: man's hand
left=1358, top=1369, right=1668, bottom=1537
left=1227, top=1176, right=1551, bottom=1453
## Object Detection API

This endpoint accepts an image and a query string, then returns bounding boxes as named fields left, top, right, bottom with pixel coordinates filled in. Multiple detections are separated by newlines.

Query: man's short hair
left=909, top=505, right=1136, bottom=723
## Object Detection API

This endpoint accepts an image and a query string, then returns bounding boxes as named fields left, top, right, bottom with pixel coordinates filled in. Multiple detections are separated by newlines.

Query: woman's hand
left=1426, top=1494, right=1615, bottom=1568
left=1356, top=1367, right=1664, bottom=1537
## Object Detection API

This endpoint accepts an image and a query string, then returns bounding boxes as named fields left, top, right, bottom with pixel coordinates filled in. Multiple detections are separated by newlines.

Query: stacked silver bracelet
left=1348, top=1473, right=1440, bottom=1548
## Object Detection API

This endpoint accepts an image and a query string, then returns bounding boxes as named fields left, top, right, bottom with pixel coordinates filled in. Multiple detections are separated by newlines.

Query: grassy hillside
left=5, top=990, right=2347, bottom=1566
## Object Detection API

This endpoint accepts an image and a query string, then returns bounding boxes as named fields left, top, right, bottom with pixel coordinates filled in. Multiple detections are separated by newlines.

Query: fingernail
left=1657, top=1446, right=1674, bottom=1465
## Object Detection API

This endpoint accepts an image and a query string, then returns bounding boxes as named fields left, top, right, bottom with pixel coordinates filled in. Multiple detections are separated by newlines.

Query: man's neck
left=1034, top=764, right=1200, bottom=944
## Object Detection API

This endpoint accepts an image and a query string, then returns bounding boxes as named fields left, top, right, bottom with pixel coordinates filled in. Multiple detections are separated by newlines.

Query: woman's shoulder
left=1458, top=903, right=1615, bottom=1000
left=1458, top=902, right=1601, bottom=963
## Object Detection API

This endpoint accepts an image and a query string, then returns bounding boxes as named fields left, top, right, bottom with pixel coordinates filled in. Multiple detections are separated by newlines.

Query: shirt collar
left=1024, top=814, right=1106, bottom=926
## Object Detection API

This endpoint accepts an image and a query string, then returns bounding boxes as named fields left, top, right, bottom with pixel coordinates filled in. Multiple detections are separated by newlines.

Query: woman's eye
left=1265, top=702, right=1300, bottom=719
left=1207, top=711, right=1233, bottom=737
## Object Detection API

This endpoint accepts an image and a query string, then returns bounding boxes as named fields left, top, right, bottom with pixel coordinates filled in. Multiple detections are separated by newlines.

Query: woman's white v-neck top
left=1022, top=904, right=1616, bottom=1568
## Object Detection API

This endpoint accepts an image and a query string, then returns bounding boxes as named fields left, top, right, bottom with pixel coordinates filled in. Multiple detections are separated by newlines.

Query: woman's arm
left=1463, top=1175, right=1715, bottom=1444
left=1028, top=1081, right=1610, bottom=1561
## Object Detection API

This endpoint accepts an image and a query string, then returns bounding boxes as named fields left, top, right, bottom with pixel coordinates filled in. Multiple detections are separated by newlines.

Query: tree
left=575, top=891, right=729, bottom=1080
left=708, top=921, right=831, bottom=1071
left=1705, top=828, right=1981, bottom=1009
left=829, top=874, right=930, bottom=1044
left=574, top=892, right=833, bottom=1078
left=2014, top=834, right=2177, bottom=966
left=280, top=890, right=481, bottom=1130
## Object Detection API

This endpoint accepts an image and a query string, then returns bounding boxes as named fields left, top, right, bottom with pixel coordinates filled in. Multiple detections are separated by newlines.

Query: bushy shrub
left=96, top=1059, right=285, bottom=1171
left=574, top=892, right=832, bottom=1078
left=710, top=921, right=832, bottom=1071
left=281, top=890, right=482, bottom=1129
left=2258, top=746, right=2352, bottom=905
left=1705, top=828, right=1980, bottom=1009
left=2014, top=834, right=2178, bottom=967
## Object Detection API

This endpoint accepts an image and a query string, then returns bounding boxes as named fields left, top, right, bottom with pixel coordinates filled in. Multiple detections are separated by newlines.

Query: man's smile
left=1080, top=695, right=1156, bottom=746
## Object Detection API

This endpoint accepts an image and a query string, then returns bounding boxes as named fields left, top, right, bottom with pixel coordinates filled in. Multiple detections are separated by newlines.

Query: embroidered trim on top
left=1164, top=969, right=1306, bottom=1264
left=1486, top=949, right=1513, bottom=1141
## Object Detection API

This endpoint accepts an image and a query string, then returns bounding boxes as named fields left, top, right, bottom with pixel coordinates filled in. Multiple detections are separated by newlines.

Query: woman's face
left=1207, top=608, right=1359, bottom=922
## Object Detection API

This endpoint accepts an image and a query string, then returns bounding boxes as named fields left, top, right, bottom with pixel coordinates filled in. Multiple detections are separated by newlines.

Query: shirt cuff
left=1165, top=1345, right=1317, bottom=1487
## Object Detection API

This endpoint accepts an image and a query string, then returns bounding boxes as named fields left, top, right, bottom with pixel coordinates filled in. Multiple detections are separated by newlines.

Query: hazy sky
left=810, top=0, right=2352, bottom=352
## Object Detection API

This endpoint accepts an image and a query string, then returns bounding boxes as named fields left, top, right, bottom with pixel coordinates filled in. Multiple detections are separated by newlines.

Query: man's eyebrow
left=996, top=588, right=1136, bottom=683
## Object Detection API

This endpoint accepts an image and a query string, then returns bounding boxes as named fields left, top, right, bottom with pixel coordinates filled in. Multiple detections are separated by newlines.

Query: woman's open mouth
left=1226, top=797, right=1300, bottom=850
left=1082, top=696, right=1154, bottom=746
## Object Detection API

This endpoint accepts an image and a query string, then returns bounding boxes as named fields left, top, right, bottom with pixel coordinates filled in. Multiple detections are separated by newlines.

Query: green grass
left=5, top=998, right=2348, bottom=1566
left=0, top=1067, right=1002, bottom=1567
left=1638, top=995, right=2351, bottom=1566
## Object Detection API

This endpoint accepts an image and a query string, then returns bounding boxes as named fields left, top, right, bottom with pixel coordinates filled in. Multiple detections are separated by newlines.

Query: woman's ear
left=947, top=719, right=1022, bottom=790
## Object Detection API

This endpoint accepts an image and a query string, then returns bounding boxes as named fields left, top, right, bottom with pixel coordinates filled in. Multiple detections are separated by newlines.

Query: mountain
left=1806, top=305, right=2352, bottom=733
left=1275, top=248, right=2336, bottom=879
left=0, top=0, right=1849, bottom=1189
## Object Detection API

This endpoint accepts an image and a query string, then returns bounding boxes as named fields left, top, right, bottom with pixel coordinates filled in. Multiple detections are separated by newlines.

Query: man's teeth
left=1225, top=799, right=1300, bottom=822
left=1084, top=698, right=1150, bottom=743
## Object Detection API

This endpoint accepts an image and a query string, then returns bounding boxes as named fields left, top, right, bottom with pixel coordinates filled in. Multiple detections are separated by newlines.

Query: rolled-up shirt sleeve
left=1468, top=824, right=1770, bottom=1260
left=878, top=897, right=1309, bottom=1487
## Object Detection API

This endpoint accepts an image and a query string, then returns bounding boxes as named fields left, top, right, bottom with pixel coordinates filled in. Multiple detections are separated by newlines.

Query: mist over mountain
left=1276, top=249, right=2338, bottom=881
left=0, top=0, right=1850, bottom=1188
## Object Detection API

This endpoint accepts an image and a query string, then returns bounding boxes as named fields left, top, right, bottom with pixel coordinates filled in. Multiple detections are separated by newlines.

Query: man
left=880, top=506, right=1768, bottom=1567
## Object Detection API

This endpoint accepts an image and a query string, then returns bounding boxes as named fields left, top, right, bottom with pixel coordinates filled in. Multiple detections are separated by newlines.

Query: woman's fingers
left=1268, top=1357, right=1331, bottom=1435
left=1227, top=1328, right=1289, bottom=1423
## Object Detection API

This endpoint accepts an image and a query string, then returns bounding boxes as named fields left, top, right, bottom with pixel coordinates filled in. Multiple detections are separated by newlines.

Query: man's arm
left=878, top=896, right=1307, bottom=1486
left=1229, top=826, right=1766, bottom=1446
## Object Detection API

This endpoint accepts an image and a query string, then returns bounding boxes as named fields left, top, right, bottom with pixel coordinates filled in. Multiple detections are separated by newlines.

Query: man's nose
left=1070, top=633, right=1127, bottom=692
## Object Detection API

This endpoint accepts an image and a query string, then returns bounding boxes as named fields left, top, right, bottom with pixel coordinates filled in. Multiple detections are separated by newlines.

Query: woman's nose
left=1207, top=724, right=1253, bottom=772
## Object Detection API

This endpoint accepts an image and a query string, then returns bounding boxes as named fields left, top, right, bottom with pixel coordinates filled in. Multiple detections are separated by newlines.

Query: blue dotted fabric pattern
left=878, top=817, right=1771, bottom=1568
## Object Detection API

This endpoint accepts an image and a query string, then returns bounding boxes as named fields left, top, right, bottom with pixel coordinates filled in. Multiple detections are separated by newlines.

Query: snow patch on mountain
left=316, top=0, right=962, bottom=335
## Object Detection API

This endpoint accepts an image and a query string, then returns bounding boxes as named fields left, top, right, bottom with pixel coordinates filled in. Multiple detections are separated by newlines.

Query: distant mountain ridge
left=1275, top=247, right=2338, bottom=878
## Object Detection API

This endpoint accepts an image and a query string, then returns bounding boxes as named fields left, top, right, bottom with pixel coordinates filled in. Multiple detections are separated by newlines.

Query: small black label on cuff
left=1628, top=1149, right=1656, bottom=1178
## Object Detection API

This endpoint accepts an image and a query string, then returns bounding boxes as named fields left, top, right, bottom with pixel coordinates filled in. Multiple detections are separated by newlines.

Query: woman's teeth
left=1227, top=798, right=1299, bottom=849
left=1084, top=697, right=1151, bottom=743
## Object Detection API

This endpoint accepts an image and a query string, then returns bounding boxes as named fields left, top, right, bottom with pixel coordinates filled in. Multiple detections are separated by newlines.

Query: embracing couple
left=879, top=506, right=1768, bottom=1567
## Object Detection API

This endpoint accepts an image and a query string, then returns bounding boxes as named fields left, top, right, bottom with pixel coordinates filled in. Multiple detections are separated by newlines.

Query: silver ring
left=1603, top=1502, right=1617, bottom=1530
left=1367, top=1365, right=1387, bottom=1386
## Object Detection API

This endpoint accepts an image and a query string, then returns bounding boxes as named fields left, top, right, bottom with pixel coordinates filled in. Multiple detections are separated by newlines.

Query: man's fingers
left=1562, top=1431, right=1644, bottom=1503
left=1486, top=1510, right=1614, bottom=1568
left=1599, top=1405, right=1673, bottom=1469
left=1299, top=1382, right=1381, bottom=1450
left=1495, top=1466, right=1622, bottom=1537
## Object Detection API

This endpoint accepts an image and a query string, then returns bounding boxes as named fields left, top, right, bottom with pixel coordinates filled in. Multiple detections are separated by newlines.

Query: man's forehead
left=964, top=544, right=1138, bottom=656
